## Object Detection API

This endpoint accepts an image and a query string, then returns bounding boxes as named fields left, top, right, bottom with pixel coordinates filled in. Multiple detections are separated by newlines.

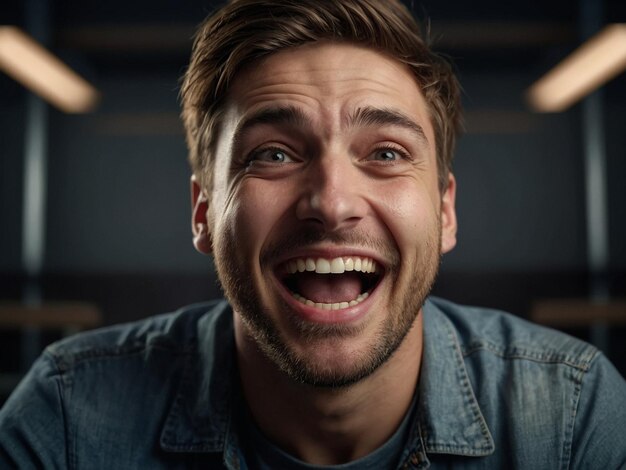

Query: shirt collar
left=415, top=298, right=495, bottom=456
left=159, top=300, right=236, bottom=453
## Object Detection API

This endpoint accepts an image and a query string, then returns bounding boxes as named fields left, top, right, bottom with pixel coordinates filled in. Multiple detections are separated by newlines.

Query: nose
left=295, top=155, right=368, bottom=232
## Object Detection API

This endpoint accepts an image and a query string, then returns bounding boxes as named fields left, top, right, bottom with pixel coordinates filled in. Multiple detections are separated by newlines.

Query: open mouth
left=278, top=256, right=383, bottom=311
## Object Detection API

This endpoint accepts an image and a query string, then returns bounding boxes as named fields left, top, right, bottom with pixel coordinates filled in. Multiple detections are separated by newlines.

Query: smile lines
left=284, top=256, right=379, bottom=274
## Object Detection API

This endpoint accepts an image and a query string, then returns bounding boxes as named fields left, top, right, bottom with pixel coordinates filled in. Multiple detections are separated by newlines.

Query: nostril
left=296, top=191, right=366, bottom=232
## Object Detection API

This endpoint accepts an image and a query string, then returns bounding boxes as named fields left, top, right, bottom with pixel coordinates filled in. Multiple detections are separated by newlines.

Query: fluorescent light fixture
left=527, top=24, right=626, bottom=113
left=0, top=26, right=99, bottom=113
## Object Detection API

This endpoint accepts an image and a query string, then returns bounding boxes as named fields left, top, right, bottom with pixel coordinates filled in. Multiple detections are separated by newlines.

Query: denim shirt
left=1, top=297, right=625, bottom=469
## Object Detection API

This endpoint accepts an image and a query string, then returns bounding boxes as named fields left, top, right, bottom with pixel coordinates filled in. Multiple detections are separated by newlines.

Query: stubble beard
left=213, top=224, right=441, bottom=389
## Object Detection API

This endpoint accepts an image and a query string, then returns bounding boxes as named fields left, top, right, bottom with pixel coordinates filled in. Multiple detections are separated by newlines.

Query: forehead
left=225, top=42, right=433, bottom=140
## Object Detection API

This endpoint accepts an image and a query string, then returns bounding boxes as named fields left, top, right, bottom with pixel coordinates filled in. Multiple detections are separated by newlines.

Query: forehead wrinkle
left=227, top=45, right=431, bottom=149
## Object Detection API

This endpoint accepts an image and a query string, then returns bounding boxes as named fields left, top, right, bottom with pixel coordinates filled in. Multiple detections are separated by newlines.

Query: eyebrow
left=348, top=106, right=429, bottom=146
left=232, top=106, right=311, bottom=148
left=232, top=104, right=429, bottom=149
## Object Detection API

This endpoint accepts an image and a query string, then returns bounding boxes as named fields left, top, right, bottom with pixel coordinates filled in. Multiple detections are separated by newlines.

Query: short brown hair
left=181, top=0, right=462, bottom=193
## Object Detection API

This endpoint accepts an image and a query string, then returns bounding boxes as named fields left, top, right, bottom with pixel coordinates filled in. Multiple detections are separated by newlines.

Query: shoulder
left=0, top=300, right=234, bottom=467
left=45, top=299, right=230, bottom=370
left=424, top=297, right=626, bottom=466
left=426, top=296, right=599, bottom=371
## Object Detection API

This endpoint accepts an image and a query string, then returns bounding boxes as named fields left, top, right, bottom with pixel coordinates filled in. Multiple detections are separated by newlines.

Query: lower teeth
left=291, top=292, right=369, bottom=310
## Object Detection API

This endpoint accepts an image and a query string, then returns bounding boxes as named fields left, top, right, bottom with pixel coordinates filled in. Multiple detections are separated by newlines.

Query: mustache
left=260, top=226, right=400, bottom=268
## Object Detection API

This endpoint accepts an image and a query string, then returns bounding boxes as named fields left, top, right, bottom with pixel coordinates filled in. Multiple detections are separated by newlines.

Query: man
left=1, top=0, right=625, bottom=468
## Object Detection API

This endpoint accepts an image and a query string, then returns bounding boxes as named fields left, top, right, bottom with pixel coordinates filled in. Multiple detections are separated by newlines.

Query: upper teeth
left=285, top=256, right=378, bottom=274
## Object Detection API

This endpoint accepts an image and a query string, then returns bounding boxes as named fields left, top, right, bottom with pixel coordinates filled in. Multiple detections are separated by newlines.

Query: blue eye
left=268, top=151, right=286, bottom=162
left=369, top=147, right=409, bottom=162
left=374, top=150, right=398, bottom=161
left=249, top=148, right=293, bottom=163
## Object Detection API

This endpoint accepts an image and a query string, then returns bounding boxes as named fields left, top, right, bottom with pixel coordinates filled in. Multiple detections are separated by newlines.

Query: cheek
left=216, top=180, right=293, bottom=260
left=372, top=179, right=440, bottom=252
left=380, top=181, right=437, bottom=227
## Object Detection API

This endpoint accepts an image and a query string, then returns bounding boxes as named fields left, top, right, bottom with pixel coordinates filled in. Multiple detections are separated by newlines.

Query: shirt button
left=410, top=452, right=427, bottom=466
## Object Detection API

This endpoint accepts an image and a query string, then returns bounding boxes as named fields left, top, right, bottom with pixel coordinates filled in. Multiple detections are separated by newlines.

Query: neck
left=234, top=313, right=423, bottom=465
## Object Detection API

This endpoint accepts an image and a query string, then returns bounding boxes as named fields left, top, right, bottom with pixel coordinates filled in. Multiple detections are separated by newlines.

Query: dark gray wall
left=45, top=77, right=206, bottom=273
left=606, top=75, right=626, bottom=271
left=446, top=72, right=588, bottom=272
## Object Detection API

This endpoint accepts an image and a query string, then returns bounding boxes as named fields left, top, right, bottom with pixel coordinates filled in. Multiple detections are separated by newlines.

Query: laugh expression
left=205, top=43, right=456, bottom=387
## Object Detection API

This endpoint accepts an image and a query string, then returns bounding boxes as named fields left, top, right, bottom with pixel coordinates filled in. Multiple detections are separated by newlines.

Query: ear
left=191, top=174, right=212, bottom=254
left=440, top=173, right=457, bottom=254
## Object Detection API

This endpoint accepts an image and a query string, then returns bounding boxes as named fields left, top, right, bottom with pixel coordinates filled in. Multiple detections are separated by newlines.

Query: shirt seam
left=420, top=315, right=495, bottom=456
left=562, top=352, right=601, bottom=470
left=461, top=341, right=598, bottom=372
left=446, top=328, right=494, bottom=453
left=43, top=350, right=74, bottom=470
left=47, top=342, right=192, bottom=370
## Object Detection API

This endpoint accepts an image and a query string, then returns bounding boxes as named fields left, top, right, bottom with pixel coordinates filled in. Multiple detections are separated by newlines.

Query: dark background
left=1, top=0, right=625, bottom=398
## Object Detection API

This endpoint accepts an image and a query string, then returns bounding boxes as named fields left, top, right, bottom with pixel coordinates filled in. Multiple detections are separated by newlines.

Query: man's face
left=194, top=43, right=457, bottom=387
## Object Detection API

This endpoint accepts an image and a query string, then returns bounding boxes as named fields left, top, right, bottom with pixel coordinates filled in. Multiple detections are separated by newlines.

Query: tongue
left=295, top=272, right=362, bottom=304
